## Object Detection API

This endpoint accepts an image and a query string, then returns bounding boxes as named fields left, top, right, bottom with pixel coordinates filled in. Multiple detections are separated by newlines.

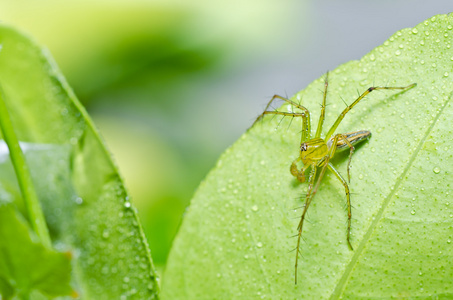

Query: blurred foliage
left=0, top=26, right=160, bottom=298
left=0, top=0, right=304, bottom=267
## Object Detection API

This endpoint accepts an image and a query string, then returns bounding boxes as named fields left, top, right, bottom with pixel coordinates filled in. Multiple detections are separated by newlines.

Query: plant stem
left=0, top=88, right=51, bottom=248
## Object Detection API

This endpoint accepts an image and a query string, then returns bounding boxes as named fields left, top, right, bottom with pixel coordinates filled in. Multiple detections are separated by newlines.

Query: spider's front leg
left=250, top=94, right=312, bottom=143
left=294, top=159, right=331, bottom=284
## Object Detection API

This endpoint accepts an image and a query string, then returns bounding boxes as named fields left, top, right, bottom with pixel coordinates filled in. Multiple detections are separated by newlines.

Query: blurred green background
left=0, top=0, right=450, bottom=271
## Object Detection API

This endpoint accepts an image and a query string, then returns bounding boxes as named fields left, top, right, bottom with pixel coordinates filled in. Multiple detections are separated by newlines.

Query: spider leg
left=251, top=94, right=312, bottom=142
left=328, top=133, right=355, bottom=182
left=325, top=83, right=416, bottom=140
left=295, top=159, right=330, bottom=284
left=295, top=164, right=316, bottom=284
left=327, top=162, right=353, bottom=250
left=315, top=72, right=328, bottom=138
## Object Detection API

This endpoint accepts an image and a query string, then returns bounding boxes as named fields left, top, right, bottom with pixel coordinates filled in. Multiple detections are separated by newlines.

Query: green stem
left=0, top=88, right=51, bottom=248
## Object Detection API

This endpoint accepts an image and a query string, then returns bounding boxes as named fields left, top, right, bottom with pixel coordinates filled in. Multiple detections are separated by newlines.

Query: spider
left=252, top=74, right=416, bottom=284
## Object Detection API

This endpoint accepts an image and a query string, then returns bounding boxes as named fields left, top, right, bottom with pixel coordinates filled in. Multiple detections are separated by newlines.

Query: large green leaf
left=0, top=26, right=159, bottom=298
left=162, top=14, right=453, bottom=299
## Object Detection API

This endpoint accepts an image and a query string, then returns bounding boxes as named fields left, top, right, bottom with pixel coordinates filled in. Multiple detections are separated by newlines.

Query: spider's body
left=252, top=74, right=416, bottom=284
left=300, top=138, right=327, bottom=162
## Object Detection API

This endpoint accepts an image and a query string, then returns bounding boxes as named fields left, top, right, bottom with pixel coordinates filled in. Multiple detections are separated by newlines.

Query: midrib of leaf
left=329, top=91, right=453, bottom=299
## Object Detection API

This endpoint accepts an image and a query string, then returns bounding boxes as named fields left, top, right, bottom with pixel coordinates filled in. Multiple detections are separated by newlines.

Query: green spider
left=252, top=74, right=416, bottom=283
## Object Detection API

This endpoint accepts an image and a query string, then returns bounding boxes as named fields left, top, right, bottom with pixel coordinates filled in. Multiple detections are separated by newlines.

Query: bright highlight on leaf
left=163, top=14, right=453, bottom=299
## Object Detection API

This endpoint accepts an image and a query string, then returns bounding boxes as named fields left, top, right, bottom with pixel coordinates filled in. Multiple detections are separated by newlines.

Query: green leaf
left=162, top=14, right=453, bottom=299
left=0, top=86, right=51, bottom=249
left=0, top=205, right=72, bottom=298
left=0, top=26, right=159, bottom=298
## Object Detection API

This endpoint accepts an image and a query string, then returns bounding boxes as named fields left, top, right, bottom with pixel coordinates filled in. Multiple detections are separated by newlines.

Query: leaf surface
left=163, top=14, right=453, bottom=299
left=0, top=205, right=72, bottom=298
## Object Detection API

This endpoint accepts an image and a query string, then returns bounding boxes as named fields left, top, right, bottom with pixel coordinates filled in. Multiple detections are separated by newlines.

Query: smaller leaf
left=0, top=277, right=14, bottom=300
left=0, top=204, right=73, bottom=299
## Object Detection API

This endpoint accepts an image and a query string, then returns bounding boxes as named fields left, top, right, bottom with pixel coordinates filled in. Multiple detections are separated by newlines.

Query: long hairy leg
left=251, top=94, right=312, bottom=143
left=295, top=159, right=330, bottom=284
left=327, top=163, right=353, bottom=250
left=295, top=165, right=316, bottom=284
left=315, top=72, right=328, bottom=138
left=325, top=83, right=416, bottom=140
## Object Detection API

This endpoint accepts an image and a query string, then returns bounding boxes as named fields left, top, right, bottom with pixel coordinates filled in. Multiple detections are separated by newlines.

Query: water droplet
left=256, top=242, right=263, bottom=248
left=369, top=54, right=376, bottom=61
left=124, top=201, right=131, bottom=208
left=358, top=174, right=364, bottom=180
left=424, top=31, right=430, bottom=36
left=444, top=72, right=449, bottom=77
left=412, top=28, right=418, bottom=34
left=410, top=210, right=416, bottom=215
left=371, top=147, right=376, bottom=153
left=75, top=197, right=83, bottom=205
left=123, top=276, right=130, bottom=283
left=251, top=205, right=259, bottom=212
left=433, top=166, right=441, bottom=174
left=395, top=50, right=401, bottom=56
left=448, top=239, right=451, bottom=244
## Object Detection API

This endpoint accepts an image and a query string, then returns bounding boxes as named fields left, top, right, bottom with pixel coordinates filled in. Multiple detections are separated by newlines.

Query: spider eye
left=300, top=143, right=308, bottom=151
